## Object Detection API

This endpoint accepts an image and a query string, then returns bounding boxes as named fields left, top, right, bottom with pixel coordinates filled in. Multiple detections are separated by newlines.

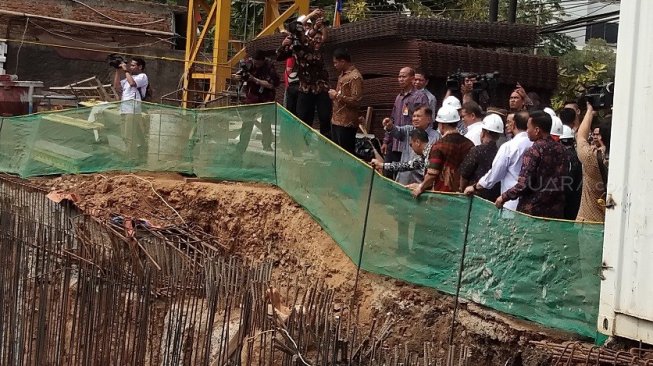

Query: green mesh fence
left=0, top=102, right=604, bottom=339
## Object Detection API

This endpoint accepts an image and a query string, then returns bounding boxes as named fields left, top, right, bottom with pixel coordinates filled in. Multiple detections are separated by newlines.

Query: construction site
left=2, top=0, right=652, bottom=365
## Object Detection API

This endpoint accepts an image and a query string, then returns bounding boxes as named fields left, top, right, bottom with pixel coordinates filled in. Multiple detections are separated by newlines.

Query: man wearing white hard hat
left=412, top=106, right=474, bottom=197
left=465, top=110, right=533, bottom=211
left=459, top=114, right=503, bottom=201
left=442, top=95, right=467, bottom=135
left=560, top=125, right=582, bottom=220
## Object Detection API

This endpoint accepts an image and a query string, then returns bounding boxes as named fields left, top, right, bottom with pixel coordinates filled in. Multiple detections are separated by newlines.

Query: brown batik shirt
left=576, top=136, right=607, bottom=222
left=502, top=136, right=568, bottom=219
left=331, top=66, right=363, bottom=127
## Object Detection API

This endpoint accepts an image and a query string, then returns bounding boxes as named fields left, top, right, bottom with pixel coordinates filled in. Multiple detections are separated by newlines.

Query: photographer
left=277, top=9, right=332, bottom=138
left=112, top=57, right=149, bottom=164
left=236, top=50, right=280, bottom=152
left=112, top=57, right=149, bottom=114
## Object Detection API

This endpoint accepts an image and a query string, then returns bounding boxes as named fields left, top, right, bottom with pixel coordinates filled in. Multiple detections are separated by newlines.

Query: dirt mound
left=33, top=173, right=576, bottom=365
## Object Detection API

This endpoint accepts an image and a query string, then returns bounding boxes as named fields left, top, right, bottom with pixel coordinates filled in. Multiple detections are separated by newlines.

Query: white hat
left=550, top=116, right=564, bottom=137
left=561, top=125, right=575, bottom=139
left=443, top=96, right=462, bottom=110
left=543, top=107, right=556, bottom=118
left=482, top=114, right=504, bottom=134
left=435, top=106, right=461, bottom=123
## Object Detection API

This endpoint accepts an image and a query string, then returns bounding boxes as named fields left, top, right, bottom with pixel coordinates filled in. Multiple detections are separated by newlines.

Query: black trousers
left=237, top=115, right=272, bottom=152
left=284, top=83, right=299, bottom=116
left=331, top=125, right=357, bottom=155
left=296, top=90, right=332, bottom=138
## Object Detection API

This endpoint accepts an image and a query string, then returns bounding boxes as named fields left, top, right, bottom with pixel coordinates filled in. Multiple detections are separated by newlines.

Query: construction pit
left=0, top=172, right=583, bottom=366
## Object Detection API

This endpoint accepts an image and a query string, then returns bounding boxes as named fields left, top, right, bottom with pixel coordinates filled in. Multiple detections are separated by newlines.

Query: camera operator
left=113, top=57, right=149, bottom=114
left=444, top=72, right=489, bottom=109
left=112, top=57, right=149, bottom=164
left=236, top=50, right=280, bottom=152
left=277, top=9, right=332, bottom=138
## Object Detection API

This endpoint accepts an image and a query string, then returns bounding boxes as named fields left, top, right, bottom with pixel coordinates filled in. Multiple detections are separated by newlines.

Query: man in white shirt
left=464, top=110, right=532, bottom=211
left=461, top=101, right=484, bottom=145
left=113, top=57, right=149, bottom=163
left=113, top=57, right=149, bottom=114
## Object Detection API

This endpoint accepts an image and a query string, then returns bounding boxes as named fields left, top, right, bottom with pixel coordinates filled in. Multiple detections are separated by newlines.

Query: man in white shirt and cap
left=464, top=110, right=533, bottom=211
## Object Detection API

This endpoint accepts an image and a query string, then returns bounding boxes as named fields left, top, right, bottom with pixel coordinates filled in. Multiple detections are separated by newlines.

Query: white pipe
left=0, top=9, right=176, bottom=37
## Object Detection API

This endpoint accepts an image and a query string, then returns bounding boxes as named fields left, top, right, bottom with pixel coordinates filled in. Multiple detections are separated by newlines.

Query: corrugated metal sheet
left=599, top=0, right=653, bottom=345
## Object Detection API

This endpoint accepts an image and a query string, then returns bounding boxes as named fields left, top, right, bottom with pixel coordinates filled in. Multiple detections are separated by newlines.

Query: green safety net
left=0, top=101, right=604, bottom=339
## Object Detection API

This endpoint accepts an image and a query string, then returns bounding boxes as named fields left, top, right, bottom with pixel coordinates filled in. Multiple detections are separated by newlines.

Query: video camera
left=446, top=71, right=467, bottom=90
left=286, top=20, right=305, bottom=52
left=473, top=72, right=500, bottom=93
left=583, top=82, right=614, bottom=109
left=107, top=54, right=125, bottom=69
left=236, top=59, right=253, bottom=82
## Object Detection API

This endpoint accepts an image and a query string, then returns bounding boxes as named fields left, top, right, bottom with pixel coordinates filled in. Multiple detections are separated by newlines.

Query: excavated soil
left=32, top=172, right=578, bottom=365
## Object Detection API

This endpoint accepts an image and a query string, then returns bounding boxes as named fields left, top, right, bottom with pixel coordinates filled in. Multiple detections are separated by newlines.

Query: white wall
left=599, top=0, right=653, bottom=344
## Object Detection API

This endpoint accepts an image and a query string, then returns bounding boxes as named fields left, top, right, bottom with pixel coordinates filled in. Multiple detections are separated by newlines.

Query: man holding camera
left=236, top=50, right=280, bottom=152
left=277, top=9, right=332, bottom=138
left=113, top=57, right=149, bottom=164
left=113, top=57, right=149, bottom=114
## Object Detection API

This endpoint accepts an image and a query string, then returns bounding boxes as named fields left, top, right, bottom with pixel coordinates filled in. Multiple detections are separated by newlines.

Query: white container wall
left=599, top=0, right=653, bottom=344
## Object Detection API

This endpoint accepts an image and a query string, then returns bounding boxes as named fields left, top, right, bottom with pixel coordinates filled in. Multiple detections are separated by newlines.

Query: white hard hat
left=543, top=107, right=556, bottom=118
left=550, top=116, right=564, bottom=136
left=442, top=96, right=462, bottom=110
left=561, top=125, right=575, bottom=139
left=481, top=114, right=504, bottom=134
left=435, top=106, right=461, bottom=123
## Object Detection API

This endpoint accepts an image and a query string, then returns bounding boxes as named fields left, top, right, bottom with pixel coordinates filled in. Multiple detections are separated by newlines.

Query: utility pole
left=508, top=0, right=518, bottom=23
left=489, top=0, right=499, bottom=22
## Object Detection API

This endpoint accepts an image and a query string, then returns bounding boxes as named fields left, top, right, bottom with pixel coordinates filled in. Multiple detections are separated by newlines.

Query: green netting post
left=274, top=104, right=278, bottom=186
left=448, top=196, right=474, bottom=362
left=353, top=168, right=376, bottom=302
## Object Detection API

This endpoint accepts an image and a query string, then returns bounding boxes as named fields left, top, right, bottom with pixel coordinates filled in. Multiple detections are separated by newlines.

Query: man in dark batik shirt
left=459, top=114, right=503, bottom=202
left=277, top=10, right=332, bottom=137
left=496, top=110, right=568, bottom=219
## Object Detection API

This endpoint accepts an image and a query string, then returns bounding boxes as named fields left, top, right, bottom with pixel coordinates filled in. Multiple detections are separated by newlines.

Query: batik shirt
left=426, top=132, right=474, bottom=192
left=459, top=141, right=501, bottom=201
left=502, top=136, right=568, bottom=219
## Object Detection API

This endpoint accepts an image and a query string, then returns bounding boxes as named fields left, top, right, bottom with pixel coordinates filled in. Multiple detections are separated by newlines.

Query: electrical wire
left=29, top=20, right=176, bottom=48
left=69, top=0, right=167, bottom=27
left=2, top=37, right=214, bottom=65
left=14, top=17, right=29, bottom=75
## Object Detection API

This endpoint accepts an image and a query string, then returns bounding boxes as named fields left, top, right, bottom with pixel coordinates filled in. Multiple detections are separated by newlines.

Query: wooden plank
left=42, top=114, right=105, bottom=130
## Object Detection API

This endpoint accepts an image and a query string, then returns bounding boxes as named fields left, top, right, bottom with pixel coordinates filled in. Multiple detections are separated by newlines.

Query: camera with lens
left=446, top=71, right=464, bottom=90
left=473, top=72, right=500, bottom=93
left=236, top=59, right=253, bottom=82
left=107, top=54, right=125, bottom=69
left=286, top=20, right=306, bottom=52
left=582, top=82, right=614, bottom=109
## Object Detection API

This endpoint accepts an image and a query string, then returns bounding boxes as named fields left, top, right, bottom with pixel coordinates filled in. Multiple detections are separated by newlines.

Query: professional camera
left=583, top=82, right=614, bottom=109
left=446, top=71, right=465, bottom=90
left=473, top=72, right=500, bottom=93
left=286, top=20, right=305, bottom=52
left=236, top=59, right=253, bottom=82
left=107, top=54, right=125, bottom=69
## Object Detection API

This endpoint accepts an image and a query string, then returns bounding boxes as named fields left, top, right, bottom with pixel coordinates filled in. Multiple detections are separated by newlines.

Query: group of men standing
left=234, top=10, right=611, bottom=222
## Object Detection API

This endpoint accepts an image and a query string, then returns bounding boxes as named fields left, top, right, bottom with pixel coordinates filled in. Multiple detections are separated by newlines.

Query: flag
left=333, top=0, right=343, bottom=27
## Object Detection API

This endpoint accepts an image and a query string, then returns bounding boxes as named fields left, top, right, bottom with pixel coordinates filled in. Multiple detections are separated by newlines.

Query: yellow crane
left=182, top=0, right=308, bottom=107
